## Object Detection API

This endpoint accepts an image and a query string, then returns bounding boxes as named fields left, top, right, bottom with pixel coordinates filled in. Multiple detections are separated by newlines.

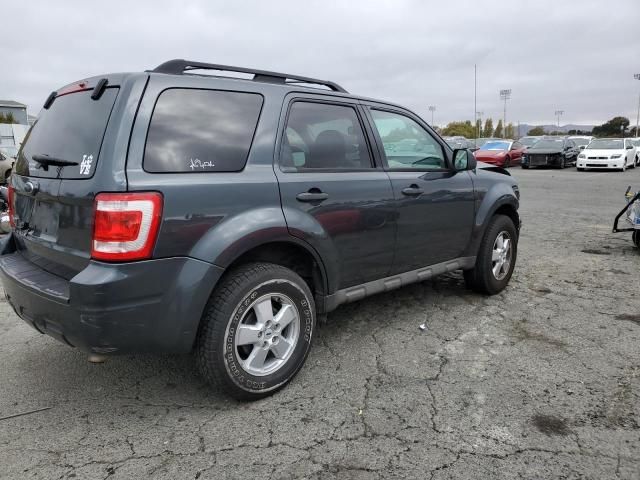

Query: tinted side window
left=370, top=109, right=446, bottom=170
left=281, top=102, right=372, bottom=171
left=144, top=89, right=263, bottom=173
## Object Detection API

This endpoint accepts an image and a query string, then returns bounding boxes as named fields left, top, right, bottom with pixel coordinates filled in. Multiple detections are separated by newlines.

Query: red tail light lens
left=7, top=185, right=15, bottom=228
left=91, top=192, right=163, bottom=262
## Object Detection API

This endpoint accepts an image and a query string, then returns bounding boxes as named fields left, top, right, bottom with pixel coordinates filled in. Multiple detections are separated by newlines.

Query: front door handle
left=401, top=185, right=424, bottom=197
left=296, top=190, right=329, bottom=202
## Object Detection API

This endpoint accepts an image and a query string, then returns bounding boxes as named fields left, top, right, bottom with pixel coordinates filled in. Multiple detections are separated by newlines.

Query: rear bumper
left=0, top=235, right=223, bottom=354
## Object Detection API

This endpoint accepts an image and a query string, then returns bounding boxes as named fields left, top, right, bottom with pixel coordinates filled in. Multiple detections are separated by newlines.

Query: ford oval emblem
left=24, top=181, right=37, bottom=194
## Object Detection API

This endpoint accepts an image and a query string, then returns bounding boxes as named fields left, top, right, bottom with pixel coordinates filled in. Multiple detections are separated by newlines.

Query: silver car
left=0, top=146, right=17, bottom=183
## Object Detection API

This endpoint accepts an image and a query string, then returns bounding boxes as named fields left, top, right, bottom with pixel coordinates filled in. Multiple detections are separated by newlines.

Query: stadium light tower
left=428, top=105, right=436, bottom=126
left=500, top=89, right=511, bottom=138
left=634, top=74, right=640, bottom=136
left=555, top=110, right=564, bottom=135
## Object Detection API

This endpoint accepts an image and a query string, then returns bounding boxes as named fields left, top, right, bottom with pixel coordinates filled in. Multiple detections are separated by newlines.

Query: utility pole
left=474, top=64, right=477, bottom=139
left=634, top=74, right=640, bottom=137
left=555, top=110, right=564, bottom=135
left=500, top=89, right=511, bottom=139
left=428, top=105, right=436, bottom=126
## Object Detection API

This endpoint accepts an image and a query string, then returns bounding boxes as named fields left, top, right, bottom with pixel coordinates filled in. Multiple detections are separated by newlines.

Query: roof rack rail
left=151, top=59, right=348, bottom=93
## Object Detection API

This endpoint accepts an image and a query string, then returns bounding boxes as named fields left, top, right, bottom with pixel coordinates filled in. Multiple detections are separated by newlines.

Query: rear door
left=363, top=105, right=475, bottom=274
left=275, top=96, right=396, bottom=289
left=10, top=75, right=142, bottom=278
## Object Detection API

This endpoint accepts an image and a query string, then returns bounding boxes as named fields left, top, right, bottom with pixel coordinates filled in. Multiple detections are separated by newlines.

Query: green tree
left=482, top=118, right=494, bottom=138
left=527, top=126, right=545, bottom=136
left=493, top=119, right=504, bottom=138
left=0, top=112, right=15, bottom=124
left=592, top=116, right=630, bottom=137
left=442, top=121, right=475, bottom=138
left=505, top=123, right=515, bottom=139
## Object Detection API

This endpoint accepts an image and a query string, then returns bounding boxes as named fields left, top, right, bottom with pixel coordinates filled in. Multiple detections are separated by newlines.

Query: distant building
left=0, top=100, right=28, bottom=125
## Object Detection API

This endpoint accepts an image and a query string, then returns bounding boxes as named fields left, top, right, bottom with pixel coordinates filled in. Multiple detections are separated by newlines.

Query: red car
left=473, top=139, right=526, bottom=167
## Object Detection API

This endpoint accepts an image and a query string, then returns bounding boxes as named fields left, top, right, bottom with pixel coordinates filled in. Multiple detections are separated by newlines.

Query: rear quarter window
left=144, top=89, right=263, bottom=173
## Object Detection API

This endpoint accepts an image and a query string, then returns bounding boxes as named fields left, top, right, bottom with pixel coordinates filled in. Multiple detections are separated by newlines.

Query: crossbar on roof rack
left=152, top=59, right=348, bottom=93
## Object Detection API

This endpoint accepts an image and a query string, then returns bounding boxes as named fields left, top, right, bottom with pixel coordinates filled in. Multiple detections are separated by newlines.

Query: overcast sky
left=3, top=0, right=639, bottom=127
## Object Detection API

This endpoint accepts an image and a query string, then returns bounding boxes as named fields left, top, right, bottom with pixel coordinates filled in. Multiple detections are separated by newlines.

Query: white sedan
left=576, top=138, right=636, bottom=171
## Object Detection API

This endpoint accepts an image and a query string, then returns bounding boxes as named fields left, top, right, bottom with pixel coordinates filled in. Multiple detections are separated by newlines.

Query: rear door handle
left=296, top=191, right=329, bottom=202
left=401, top=185, right=424, bottom=197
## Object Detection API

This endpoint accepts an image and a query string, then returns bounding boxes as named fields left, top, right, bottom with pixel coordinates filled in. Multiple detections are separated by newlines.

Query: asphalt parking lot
left=0, top=166, right=639, bottom=480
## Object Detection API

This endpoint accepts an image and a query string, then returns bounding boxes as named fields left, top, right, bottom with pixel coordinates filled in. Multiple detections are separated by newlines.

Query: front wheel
left=521, top=164, right=529, bottom=169
left=464, top=215, right=518, bottom=295
left=195, top=262, right=315, bottom=400
left=558, top=156, right=566, bottom=169
left=633, top=230, right=640, bottom=249
left=503, top=156, right=511, bottom=168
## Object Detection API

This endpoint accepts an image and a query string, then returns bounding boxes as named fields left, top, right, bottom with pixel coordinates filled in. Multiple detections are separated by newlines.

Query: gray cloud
left=3, top=0, right=639, bottom=127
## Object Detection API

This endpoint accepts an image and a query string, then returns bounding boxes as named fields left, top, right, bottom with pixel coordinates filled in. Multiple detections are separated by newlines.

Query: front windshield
left=570, top=138, right=590, bottom=146
left=479, top=141, right=510, bottom=151
left=519, top=137, right=538, bottom=147
left=533, top=139, right=564, bottom=149
left=587, top=139, right=623, bottom=149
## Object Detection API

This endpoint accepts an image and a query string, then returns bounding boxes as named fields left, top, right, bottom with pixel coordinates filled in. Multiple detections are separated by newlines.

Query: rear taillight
left=91, top=192, right=163, bottom=262
left=7, top=185, right=15, bottom=228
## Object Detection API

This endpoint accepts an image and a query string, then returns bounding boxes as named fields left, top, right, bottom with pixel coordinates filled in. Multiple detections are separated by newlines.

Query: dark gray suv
left=0, top=60, right=520, bottom=400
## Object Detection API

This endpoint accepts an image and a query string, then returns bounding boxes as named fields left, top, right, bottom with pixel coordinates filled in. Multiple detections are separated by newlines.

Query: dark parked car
left=473, top=140, right=526, bottom=167
left=521, top=137, right=579, bottom=169
left=0, top=59, right=520, bottom=400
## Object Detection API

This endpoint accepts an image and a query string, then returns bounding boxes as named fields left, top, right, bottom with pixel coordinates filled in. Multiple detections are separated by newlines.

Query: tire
left=577, top=167, right=584, bottom=172
left=195, top=262, right=315, bottom=400
left=633, top=230, right=640, bottom=249
left=464, top=214, right=518, bottom=295
left=521, top=164, right=529, bottom=169
left=636, top=156, right=639, bottom=167
left=503, top=156, right=511, bottom=168
left=621, top=163, right=626, bottom=172
left=558, top=156, right=566, bottom=169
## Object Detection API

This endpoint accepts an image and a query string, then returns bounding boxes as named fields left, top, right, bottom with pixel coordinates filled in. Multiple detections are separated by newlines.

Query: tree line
left=0, top=112, right=16, bottom=124
left=440, top=116, right=638, bottom=139
left=440, top=118, right=515, bottom=139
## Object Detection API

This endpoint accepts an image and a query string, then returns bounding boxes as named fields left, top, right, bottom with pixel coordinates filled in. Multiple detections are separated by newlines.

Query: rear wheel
left=195, top=262, right=315, bottom=400
left=464, top=215, right=518, bottom=295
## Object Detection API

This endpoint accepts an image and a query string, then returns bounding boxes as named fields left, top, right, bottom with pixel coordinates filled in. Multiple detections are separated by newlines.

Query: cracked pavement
left=1, top=167, right=639, bottom=479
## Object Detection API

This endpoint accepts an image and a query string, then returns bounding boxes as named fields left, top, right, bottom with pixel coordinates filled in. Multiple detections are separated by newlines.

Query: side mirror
left=453, top=148, right=476, bottom=171
left=579, top=145, right=586, bottom=150
left=626, top=144, right=633, bottom=150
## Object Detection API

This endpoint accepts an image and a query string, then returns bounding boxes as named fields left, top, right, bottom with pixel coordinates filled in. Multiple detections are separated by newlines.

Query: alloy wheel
left=233, top=293, right=300, bottom=377
left=491, top=231, right=512, bottom=280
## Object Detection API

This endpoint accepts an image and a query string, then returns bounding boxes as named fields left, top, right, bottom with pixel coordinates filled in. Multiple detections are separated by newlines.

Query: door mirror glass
left=453, top=149, right=476, bottom=171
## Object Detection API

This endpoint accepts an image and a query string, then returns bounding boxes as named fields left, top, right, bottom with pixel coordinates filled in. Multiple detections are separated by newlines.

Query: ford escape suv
left=0, top=59, right=520, bottom=400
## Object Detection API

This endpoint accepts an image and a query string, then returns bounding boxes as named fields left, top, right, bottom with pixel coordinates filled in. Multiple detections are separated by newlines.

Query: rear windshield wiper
left=32, top=154, right=79, bottom=171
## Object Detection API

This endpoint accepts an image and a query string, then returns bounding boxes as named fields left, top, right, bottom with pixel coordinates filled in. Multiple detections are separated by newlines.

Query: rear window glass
left=144, top=89, right=263, bottom=173
left=15, top=88, right=119, bottom=179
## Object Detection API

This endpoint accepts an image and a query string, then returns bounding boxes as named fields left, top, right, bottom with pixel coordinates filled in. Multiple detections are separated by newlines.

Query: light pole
left=500, top=89, right=511, bottom=138
left=555, top=110, right=564, bottom=135
left=428, top=106, right=436, bottom=126
left=634, top=74, right=640, bottom=137
left=476, top=111, right=484, bottom=138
